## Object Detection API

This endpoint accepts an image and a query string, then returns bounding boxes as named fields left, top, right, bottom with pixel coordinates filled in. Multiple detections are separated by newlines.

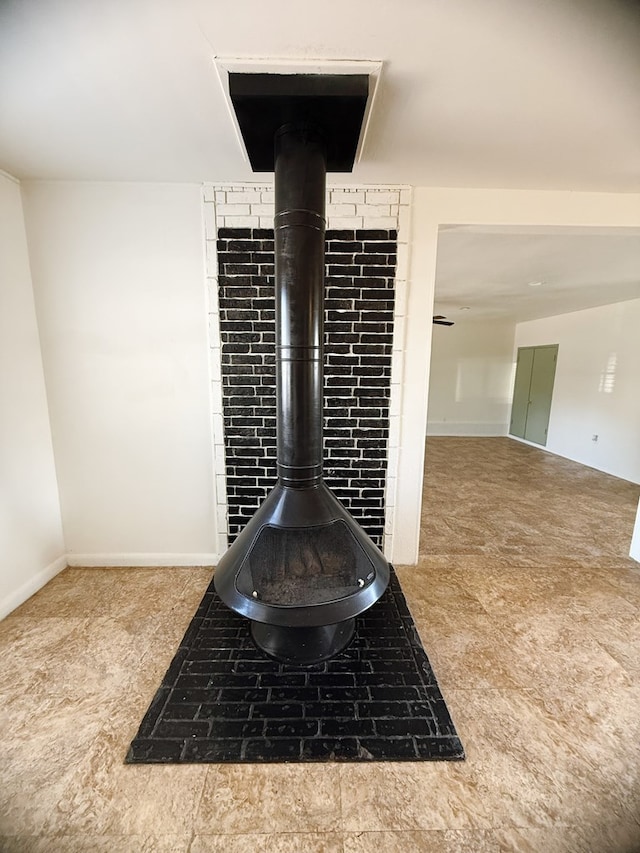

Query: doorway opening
left=422, top=223, right=640, bottom=563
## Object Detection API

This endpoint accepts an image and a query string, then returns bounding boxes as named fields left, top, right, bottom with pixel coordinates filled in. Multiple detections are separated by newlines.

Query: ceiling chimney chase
left=214, top=73, right=390, bottom=665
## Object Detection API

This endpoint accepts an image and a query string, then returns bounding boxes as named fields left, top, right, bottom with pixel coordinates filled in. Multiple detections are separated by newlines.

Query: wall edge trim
left=65, top=553, right=220, bottom=568
left=630, top=500, right=640, bottom=564
left=427, top=422, right=508, bottom=436
left=0, top=554, right=67, bottom=619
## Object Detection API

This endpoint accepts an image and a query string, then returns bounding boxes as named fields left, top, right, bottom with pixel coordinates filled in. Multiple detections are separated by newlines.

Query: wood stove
left=214, top=74, right=390, bottom=665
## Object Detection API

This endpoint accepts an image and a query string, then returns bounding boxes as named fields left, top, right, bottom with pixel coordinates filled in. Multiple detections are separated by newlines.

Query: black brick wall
left=217, top=227, right=397, bottom=547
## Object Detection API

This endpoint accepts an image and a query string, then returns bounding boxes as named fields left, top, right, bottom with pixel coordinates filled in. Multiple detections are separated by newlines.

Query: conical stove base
left=251, top=618, right=356, bottom=665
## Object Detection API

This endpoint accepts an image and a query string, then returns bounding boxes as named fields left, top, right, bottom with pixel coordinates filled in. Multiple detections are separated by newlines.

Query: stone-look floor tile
left=0, top=694, right=107, bottom=835
left=493, top=823, right=640, bottom=853
left=395, top=565, right=488, bottom=615
left=0, top=836, right=192, bottom=853
left=41, top=702, right=207, bottom=838
left=589, top=629, right=640, bottom=679
left=116, top=609, right=197, bottom=663
left=1, top=613, right=159, bottom=706
left=420, top=437, right=640, bottom=563
left=391, top=570, right=521, bottom=693
left=125, top=765, right=209, bottom=836
left=412, top=555, right=510, bottom=570
left=445, top=688, right=638, bottom=834
left=495, top=613, right=633, bottom=698
left=599, top=565, right=640, bottom=606
left=12, top=566, right=206, bottom=620
left=111, top=569, right=213, bottom=640
left=452, top=564, right=611, bottom=615
left=0, top=616, right=84, bottom=694
left=514, top=681, right=640, bottom=808
left=180, top=565, right=215, bottom=594
left=38, top=715, right=153, bottom=836
left=195, top=765, right=342, bottom=834
left=19, top=616, right=153, bottom=702
left=0, top=692, right=107, bottom=754
left=343, top=830, right=499, bottom=852
left=44, top=757, right=207, bottom=839
left=105, top=666, right=181, bottom=749
left=405, top=609, right=530, bottom=692
left=190, top=832, right=344, bottom=852
left=339, top=763, right=492, bottom=832
left=2, top=437, right=640, bottom=847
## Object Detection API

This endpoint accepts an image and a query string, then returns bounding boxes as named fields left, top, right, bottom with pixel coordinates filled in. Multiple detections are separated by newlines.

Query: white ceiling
left=2, top=2, right=638, bottom=324
left=1, top=0, right=639, bottom=190
left=433, top=225, right=640, bottom=323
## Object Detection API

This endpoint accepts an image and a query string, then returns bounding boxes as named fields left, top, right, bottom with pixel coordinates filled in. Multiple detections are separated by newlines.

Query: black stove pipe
left=274, top=124, right=326, bottom=489
left=214, top=114, right=390, bottom=665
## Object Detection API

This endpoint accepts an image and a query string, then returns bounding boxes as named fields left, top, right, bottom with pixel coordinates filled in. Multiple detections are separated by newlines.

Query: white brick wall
left=203, top=202, right=228, bottom=552
left=203, top=182, right=413, bottom=557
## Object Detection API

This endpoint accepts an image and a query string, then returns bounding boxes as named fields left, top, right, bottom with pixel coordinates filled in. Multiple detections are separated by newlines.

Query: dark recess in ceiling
left=228, top=73, right=369, bottom=172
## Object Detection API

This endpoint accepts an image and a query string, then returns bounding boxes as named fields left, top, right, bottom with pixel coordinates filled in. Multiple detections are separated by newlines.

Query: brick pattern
left=126, top=568, right=464, bottom=763
left=217, top=227, right=276, bottom=538
left=204, top=185, right=411, bottom=233
left=217, top=227, right=396, bottom=546
left=204, top=184, right=412, bottom=558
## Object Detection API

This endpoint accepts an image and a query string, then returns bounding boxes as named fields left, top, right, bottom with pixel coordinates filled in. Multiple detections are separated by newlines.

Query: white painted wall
left=21, top=182, right=218, bottom=565
left=514, top=299, right=640, bottom=485
left=9, top=183, right=638, bottom=574
left=0, top=173, right=65, bottom=617
left=427, top=319, right=515, bottom=436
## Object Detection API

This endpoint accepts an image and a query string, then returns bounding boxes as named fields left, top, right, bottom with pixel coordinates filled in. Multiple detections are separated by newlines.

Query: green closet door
left=525, top=345, right=558, bottom=445
left=510, top=345, right=558, bottom=447
left=510, top=347, right=534, bottom=438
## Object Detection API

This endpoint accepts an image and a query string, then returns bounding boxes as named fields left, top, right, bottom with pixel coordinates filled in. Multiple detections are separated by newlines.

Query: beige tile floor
left=2, top=436, right=640, bottom=852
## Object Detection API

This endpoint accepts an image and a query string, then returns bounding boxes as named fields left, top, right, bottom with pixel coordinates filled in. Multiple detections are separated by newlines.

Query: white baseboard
left=65, top=553, right=220, bottom=568
left=0, top=554, right=68, bottom=620
left=507, top=434, right=551, bottom=450
left=1, top=552, right=220, bottom=620
left=427, top=422, right=508, bottom=437
left=631, top=502, right=640, bottom=564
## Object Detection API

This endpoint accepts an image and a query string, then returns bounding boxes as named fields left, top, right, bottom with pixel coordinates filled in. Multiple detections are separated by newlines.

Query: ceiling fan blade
left=433, top=319, right=454, bottom=326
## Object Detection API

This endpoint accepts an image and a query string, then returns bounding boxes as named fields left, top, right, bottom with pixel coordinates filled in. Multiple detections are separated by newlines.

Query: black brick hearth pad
left=126, top=569, right=464, bottom=763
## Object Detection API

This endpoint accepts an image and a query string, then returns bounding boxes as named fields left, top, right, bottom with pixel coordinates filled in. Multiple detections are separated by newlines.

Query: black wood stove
left=214, top=73, right=390, bottom=665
